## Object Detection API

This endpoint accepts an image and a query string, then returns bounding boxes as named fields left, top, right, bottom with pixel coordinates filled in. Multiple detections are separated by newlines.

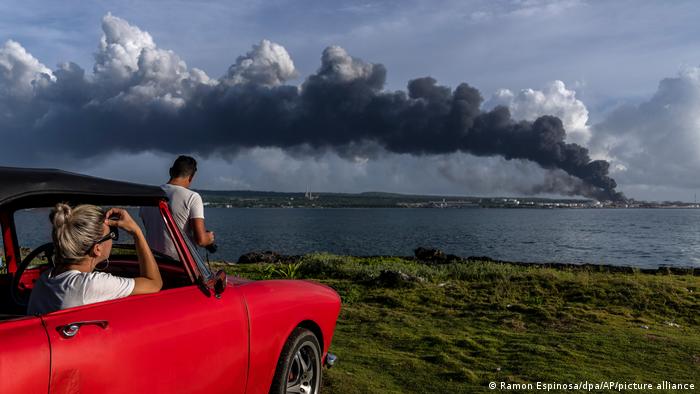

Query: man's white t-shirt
left=27, top=269, right=135, bottom=315
left=140, top=184, right=205, bottom=259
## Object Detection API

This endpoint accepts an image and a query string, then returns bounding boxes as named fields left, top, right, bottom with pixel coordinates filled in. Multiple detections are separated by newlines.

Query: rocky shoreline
left=229, top=247, right=699, bottom=276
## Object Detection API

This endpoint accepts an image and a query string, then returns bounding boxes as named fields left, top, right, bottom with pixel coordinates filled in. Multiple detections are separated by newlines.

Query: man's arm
left=190, top=218, right=215, bottom=247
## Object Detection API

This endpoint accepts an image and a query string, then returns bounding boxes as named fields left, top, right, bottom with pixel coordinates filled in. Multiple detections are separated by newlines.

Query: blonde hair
left=50, top=203, right=105, bottom=263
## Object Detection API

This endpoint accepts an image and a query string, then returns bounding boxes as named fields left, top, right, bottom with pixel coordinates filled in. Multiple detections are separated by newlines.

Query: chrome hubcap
left=286, top=341, right=319, bottom=394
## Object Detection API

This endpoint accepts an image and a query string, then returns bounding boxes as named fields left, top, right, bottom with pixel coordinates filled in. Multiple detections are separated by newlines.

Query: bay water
left=9, top=207, right=700, bottom=268
left=206, top=208, right=700, bottom=268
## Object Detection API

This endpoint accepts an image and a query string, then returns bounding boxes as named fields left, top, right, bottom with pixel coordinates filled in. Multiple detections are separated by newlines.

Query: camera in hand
left=205, top=243, right=218, bottom=253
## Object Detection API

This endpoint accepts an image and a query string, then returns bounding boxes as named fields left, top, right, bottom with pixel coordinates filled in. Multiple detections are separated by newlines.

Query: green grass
left=213, top=254, right=700, bottom=393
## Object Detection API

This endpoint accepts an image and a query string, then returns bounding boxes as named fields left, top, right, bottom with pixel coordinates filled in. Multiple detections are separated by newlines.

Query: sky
left=2, top=0, right=700, bottom=201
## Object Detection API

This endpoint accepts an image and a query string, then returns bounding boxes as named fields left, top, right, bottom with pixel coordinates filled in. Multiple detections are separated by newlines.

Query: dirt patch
left=501, top=318, right=526, bottom=332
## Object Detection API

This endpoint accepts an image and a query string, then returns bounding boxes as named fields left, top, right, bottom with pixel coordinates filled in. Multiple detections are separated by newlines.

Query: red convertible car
left=0, top=167, right=340, bottom=393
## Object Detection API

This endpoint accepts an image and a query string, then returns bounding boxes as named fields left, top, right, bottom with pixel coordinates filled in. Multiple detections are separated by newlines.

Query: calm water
left=204, top=208, right=700, bottom=268
left=7, top=208, right=700, bottom=268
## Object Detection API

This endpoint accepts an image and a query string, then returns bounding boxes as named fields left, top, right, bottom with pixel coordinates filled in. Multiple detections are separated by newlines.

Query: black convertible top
left=0, top=167, right=166, bottom=208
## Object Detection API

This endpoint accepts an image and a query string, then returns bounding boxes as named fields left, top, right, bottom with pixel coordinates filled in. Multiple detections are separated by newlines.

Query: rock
left=237, top=251, right=282, bottom=264
left=414, top=247, right=463, bottom=264
left=414, top=247, right=446, bottom=261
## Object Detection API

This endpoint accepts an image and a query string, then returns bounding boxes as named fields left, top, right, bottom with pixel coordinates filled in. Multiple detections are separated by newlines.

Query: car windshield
left=14, top=208, right=56, bottom=266
left=14, top=207, right=141, bottom=263
left=12, top=205, right=188, bottom=269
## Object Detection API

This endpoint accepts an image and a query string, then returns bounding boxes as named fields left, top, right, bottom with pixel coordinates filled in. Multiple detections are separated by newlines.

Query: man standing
left=140, top=155, right=215, bottom=258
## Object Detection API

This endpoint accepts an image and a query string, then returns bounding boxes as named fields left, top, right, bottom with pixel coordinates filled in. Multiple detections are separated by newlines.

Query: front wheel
left=270, top=327, right=322, bottom=394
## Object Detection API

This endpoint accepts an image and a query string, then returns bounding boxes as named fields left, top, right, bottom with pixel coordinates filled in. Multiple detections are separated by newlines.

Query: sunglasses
left=94, top=225, right=119, bottom=245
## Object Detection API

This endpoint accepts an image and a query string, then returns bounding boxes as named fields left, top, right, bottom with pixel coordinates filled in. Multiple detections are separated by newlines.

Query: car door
left=0, top=316, right=51, bottom=394
left=40, top=285, right=249, bottom=393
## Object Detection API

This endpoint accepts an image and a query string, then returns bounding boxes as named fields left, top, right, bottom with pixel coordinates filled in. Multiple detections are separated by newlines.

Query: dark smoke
left=190, top=60, right=625, bottom=201
left=3, top=37, right=625, bottom=201
left=523, top=171, right=615, bottom=200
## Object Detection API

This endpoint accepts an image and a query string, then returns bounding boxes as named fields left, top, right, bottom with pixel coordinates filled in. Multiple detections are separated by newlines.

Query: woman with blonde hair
left=27, top=203, right=162, bottom=315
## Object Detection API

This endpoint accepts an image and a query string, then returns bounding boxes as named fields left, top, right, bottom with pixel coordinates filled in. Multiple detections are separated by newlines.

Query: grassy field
left=214, top=254, right=700, bottom=393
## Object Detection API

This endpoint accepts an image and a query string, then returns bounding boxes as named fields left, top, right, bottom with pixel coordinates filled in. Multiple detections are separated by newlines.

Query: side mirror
left=213, top=270, right=227, bottom=298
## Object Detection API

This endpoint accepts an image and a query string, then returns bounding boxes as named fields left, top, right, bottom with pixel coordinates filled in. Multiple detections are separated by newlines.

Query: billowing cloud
left=0, top=38, right=55, bottom=149
left=591, top=66, right=700, bottom=195
left=0, top=39, right=54, bottom=98
left=0, top=14, right=623, bottom=201
left=314, top=46, right=382, bottom=84
left=484, top=80, right=591, bottom=146
left=94, top=13, right=157, bottom=83
left=223, top=39, right=297, bottom=86
left=93, top=13, right=214, bottom=110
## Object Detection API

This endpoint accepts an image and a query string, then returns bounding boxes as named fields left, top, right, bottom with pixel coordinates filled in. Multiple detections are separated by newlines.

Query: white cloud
left=92, top=14, right=215, bottom=110
left=316, top=45, right=379, bottom=83
left=223, top=39, right=297, bottom=86
left=0, top=39, right=54, bottom=99
left=94, top=13, right=157, bottom=83
left=591, top=66, right=700, bottom=196
left=484, top=80, right=591, bottom=146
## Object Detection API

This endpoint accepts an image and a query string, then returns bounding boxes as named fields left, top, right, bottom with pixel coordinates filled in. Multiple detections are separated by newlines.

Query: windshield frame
left=180, top=233, right=213, bottom=281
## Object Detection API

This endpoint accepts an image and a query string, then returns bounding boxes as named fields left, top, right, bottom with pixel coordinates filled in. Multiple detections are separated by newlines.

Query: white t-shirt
left=27, top=269, right=135, bottom=315
left=139, top=184, right=205, bottom=258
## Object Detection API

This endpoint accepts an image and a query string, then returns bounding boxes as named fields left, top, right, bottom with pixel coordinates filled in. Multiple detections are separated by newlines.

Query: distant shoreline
left=199, top=190, right=700, bottom=209
left=204, top=205, right=700, bottom=209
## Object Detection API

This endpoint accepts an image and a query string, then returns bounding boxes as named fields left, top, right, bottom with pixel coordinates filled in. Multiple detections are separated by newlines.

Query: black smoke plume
left=0, top=18, right=625, bottom=201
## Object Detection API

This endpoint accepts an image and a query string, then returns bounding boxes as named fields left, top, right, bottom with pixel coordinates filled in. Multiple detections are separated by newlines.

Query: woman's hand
left=105, top=208, right=141, bottom=236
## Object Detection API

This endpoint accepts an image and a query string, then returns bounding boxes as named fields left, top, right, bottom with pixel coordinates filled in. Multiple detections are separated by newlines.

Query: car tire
left=269, top=327, right=322, bottom=394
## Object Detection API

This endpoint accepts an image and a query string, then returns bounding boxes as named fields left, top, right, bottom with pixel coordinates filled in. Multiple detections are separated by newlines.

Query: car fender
left=236, top=280, right=341, bottom=393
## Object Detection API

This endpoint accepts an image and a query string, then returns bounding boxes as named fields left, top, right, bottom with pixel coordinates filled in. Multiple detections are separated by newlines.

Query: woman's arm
left=105, top=208, right=163, bottom=295
left=130, top=228, right=163, bottom=295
